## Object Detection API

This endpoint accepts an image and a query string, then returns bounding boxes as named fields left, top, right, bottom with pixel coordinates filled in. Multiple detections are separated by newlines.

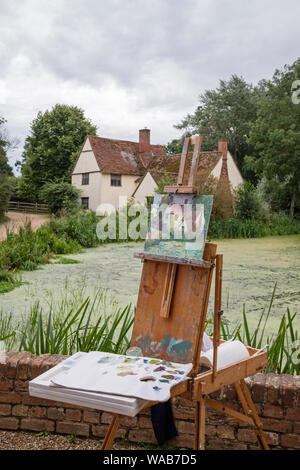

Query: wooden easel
left=101, top=136, right=269, bottom=451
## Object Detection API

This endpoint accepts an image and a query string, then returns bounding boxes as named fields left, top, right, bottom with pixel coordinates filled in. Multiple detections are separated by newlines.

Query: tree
left=39, top=181, right=80, bottom=215
left=247, top=59, right=300, bottom=217
left=234, top=182, right=262, bottom=220
left=19, top=104, right=97, bottom=200
left=171, top=75, right=260, bottom=173
left=0, top=174, right=12, bottom=218
left=0, top=116, right=13, bottom=176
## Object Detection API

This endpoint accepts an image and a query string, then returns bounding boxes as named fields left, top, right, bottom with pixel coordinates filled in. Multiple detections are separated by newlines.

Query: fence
left=7, top=201, right=48, bottom=214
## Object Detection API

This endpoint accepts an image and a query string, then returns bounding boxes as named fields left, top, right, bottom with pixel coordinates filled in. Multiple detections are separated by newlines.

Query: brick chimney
left=139, top=128, right=151, bottom=154
left=218, top=140, right=228, bottom=160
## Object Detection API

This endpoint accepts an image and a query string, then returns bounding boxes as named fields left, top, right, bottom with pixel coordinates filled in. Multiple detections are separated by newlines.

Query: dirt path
left=0, top=211, right=49, bottom=241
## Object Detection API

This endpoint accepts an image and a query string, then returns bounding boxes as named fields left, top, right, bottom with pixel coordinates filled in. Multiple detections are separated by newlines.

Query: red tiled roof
left=88, top=135, right=166, bottom=175
left=145, top=151, right=223, bottom=184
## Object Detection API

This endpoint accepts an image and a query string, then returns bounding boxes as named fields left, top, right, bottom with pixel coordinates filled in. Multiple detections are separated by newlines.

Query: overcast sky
left=1, top=0, right=300, bottom=170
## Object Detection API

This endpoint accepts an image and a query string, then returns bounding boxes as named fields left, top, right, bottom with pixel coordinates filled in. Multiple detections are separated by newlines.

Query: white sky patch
left=1, top=0, right=300, bottom=171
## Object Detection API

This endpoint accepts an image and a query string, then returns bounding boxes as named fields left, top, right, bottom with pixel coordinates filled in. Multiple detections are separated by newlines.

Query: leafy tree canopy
left=0, top=116, right=14, bottom=176
left=246, top=59, right=300, bottom=217
left=168, top=75, right=260, bottom=174
left=19, top=104, right=97, bottom=200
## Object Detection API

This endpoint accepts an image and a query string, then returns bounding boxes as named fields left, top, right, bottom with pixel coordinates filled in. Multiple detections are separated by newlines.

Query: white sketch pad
left=51, top=351, right=193, bottom=402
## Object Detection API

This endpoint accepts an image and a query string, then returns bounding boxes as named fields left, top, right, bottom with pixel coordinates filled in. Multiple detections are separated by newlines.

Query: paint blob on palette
left=52, top=351, right=193, bottom=402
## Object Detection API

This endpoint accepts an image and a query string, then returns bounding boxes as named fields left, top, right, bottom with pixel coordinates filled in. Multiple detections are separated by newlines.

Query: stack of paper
left=29, top=351, right=192, bottom=416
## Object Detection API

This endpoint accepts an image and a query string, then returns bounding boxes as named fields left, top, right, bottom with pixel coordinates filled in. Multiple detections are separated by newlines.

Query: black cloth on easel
left=150, top=400, right=178, bottom=445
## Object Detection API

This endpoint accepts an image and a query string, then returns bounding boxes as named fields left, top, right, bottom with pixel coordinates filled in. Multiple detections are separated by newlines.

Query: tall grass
left=0, top=290, right=134, bottom=356
left=208, top=214, right=300, bottom=239
left=206, top=284, right=299, bottom=375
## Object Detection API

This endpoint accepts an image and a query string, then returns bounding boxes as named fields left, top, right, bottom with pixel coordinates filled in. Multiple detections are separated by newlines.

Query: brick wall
left=0, top=352, right=299, bottom=450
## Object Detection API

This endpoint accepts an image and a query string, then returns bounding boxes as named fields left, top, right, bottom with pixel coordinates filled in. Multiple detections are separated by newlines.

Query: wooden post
left=213, top=254, right=223, bottom=379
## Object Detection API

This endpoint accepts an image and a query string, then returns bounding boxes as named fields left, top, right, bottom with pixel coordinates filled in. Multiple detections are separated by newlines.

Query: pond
left=0, top=235, right=299, bottom=336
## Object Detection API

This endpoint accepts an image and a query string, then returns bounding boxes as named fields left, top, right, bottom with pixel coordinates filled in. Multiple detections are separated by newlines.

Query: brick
left=263, top=404, right=283, bottom=419
left=91, top=424, right=107, bottom=438
left=285, top=407, right=300, bottom=421
left=266, top=374, right=281, bottom=404
left=22, top=394, right=58, bottom=407
left=281, top=434, right=300, bottom=449
left=14, top=380, right=29, bottom=392
left=281, top=375, right=295, bottom=407
left=251, top=374, right=266, bottom=403
left=0, top=404, right=11, bottom=416
left=177, top=420, right=194, bottom=435
left=56, top=421, right=89, bottom=437
left=206, top=424, right=217, bottom=436
left=261, top=417, right=292, bottom=433
left=173, top=406, right=195, bottom=420
left=293, top=422, right=300, bottom=434
left=39, top=355, right=65, bottom=374
left=0, top=392, right=21, bottom=404
left=47, top=407, right=65, bottom=420
left=83, top=410, right=99, bottom=424
left=128, top=429, right=156, bottom=444
left=119, top=416, right=138, bottom=428
left=12, top=405, right=28, bottom=417
left=206, top=437, right=247, bottom=451
left=216, top=425, right=235, bottom=440
left=101, top=412, right=113, bottom=424
left=138, top=416, right=152, bottom=429
left=237, top=428, right=257, bottom=443
left=29, top=406, right=47, bottom=418
left=0, top=377, right=13, bottom=391
left=16, top=353, right=33, bottom=380
left=29, top=356, right=47, bottom=379
left=221, top=385, right=237, bottom=401
left=21, top=418, right=55, bottom=432
left=5, top=352, right=25, bottom=379
left=0, top=417, right=19, bottom=430
left=65, top=409, right=82, bottom=422
left=265, top=431, right=279, bottom=446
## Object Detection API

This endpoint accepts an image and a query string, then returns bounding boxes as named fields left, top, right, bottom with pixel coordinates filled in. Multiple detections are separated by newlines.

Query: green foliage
left=164, top=137, right=185, bottom=155
left=0, top=173, right=12, bottom=217
left=154, top=172, right=176, bottom=194
left=39, top=181, right=80, bottom=215
left=208, top=214, right=300, bottom=239
left=13, top=296, right=134, bottom=356
left=19, top=104, right=97, bottom=200
left=0, top=116, right=14, bottom=176
left=0, top=271, right=23, bottom=294
left=247, top=59, right=300, bottom=217
left=206, top=284, right=299, bottom=375
left=173, top=75, right=260, bottom=171
left=234, top=182, right=262, bottom=220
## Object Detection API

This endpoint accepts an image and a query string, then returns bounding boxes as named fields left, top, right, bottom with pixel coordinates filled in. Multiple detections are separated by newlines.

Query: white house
left=72, top=132, right=243, bottom=211
left=71, top=129, right=166, bottom=211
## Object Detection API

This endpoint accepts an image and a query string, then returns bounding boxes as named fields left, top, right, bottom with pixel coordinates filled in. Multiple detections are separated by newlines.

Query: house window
left=81, top=197, right=89, bottom=209
left=111, top=174, right=122, bottom=187
left=82, top=173, right=89, bottom=185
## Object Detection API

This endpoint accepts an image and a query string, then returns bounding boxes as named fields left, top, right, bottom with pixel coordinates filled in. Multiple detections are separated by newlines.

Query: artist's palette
left=51, top=351, right=192, bottom=402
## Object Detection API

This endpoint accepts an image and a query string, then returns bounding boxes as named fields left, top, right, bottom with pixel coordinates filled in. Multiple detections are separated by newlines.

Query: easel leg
left=234, top=381, right=269, bottom=450
left=194, top=397, right=206, bottom=450
left=101, top=414, right=122, bottom=450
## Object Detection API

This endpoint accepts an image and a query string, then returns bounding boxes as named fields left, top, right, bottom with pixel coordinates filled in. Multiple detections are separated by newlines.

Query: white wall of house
left=227, top=152, right=243, bottom=189
left=72, top=172, right=102, bottom=212
left=99, top=174, right=138, bottom=210
left=72, top=138, right=103, bottom=211
left=133, top=172, right=157, bottom=205
left=209, top=152, right=243, bottom=189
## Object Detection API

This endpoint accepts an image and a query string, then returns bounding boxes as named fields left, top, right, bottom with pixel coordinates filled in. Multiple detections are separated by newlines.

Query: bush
left=234, top=182, right=262, bottom=220
left=40, top=181, right=80, bottom=215
left=0, top=174, right=12, bottom=217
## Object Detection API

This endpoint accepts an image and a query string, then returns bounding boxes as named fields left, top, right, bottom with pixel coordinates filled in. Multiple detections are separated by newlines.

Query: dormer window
left=82, top=173, right=89, bottom=185
left=111, top=174, right=121, bottom=187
